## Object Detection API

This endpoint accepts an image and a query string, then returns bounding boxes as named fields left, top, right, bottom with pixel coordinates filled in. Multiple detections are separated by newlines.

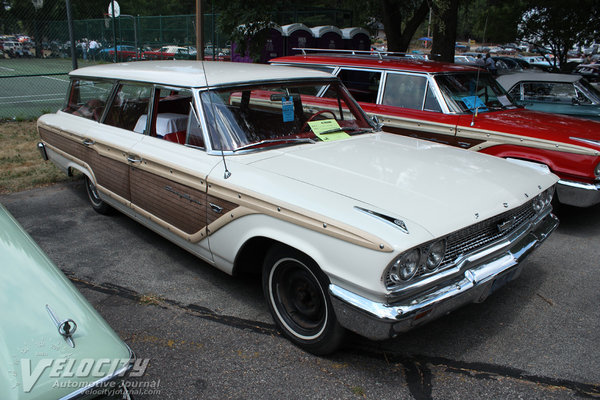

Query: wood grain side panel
left=39, top=127, right=88, bottom=161
left=88, top=151, right=130, bottom=200
left=130, top=168, right=207, bottom=234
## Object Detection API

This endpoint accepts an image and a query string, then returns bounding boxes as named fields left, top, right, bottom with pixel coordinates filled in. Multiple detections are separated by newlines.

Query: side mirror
left=572, top=97, right=581, bottom=106
left=371, top=115, right=383, bottom=130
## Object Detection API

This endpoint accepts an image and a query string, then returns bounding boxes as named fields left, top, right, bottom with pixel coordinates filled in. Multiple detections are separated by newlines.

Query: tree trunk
left=382, top=0, right=405, bottom=52
left=383, top=0, right=430, bottom=53
left=430, top=0, right=460, bottom=62
left=398, top=1, right=430, bottom=52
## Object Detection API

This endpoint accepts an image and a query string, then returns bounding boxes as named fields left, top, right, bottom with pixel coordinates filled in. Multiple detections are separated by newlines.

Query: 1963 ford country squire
left=37, top=61, right=558, bottom=354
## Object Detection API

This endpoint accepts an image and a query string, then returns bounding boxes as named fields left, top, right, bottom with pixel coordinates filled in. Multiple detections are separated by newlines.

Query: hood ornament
left=46, top=305, right=78, bottom=348
left=355, top=206, right=409, bottom=234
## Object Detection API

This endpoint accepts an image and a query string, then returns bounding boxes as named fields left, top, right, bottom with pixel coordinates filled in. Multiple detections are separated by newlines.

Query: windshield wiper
left=317, top=126, right=373, bottom=135
left=233, top=138, right=315, bottom=152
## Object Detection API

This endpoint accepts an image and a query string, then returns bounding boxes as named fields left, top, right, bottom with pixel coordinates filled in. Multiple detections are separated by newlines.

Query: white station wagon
left=37, top=61, right=559, bottom=354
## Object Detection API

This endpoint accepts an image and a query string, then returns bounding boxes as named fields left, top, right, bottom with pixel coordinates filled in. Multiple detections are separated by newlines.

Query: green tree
left=518, top=0, right=600, bottom=71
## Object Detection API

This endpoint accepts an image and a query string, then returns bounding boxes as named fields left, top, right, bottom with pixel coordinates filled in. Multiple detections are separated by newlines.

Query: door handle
left=82, top=138, right=95, bottom=146
left=127, top=155, right=142, bottom=163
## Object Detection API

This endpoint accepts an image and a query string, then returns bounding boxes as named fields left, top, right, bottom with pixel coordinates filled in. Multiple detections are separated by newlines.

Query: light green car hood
left=0, top=205, right=132, bottom=400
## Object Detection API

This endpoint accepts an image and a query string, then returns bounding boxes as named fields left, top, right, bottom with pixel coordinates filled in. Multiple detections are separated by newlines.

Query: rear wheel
left=85, top=176, right=113, bottom=215
left=262, top=245, right=345, bottom=355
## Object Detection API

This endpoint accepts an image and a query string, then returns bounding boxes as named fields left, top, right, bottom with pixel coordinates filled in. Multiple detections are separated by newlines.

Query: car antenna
left=201, top=60, right=231, bottom=179
left=471, top=13, right=488, bottom=127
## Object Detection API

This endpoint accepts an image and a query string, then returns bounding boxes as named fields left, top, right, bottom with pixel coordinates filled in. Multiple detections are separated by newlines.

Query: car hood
left=462, top=108, right=600, bottom=148
left=0, top=205, right=132, bottom=400
left=239, top=133, right=557, bottom=241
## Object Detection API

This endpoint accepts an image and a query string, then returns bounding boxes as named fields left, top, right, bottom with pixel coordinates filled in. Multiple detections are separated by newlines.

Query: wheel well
left=232, top=237, right=317, bottom=278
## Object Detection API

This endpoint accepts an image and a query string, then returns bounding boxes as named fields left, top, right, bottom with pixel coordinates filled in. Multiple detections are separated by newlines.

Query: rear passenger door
left=373, top=72, right=463, bottom=147
left=128, top=87, right=218, bottom=259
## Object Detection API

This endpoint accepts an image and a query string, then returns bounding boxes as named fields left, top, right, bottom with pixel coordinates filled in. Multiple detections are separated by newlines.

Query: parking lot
left=2, top=179, right=599, bottom=399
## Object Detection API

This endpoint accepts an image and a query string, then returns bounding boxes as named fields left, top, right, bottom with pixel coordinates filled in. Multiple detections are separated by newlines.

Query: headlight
left=426, top=239, right=446, bottom=271
left=389, top=248, right=421, bottom=282
left=532, top=196, right=544, bottom=213
left=533, top=186, right=555, bottom=213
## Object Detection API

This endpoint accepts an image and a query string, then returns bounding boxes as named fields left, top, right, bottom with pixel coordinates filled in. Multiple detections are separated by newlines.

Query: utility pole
left=64, top=0, right=78, bottom=70
left=196, top=0, right=204, bottom=60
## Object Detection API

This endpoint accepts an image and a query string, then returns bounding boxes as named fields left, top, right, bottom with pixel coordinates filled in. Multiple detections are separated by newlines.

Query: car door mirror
left=572, top=97, right=581, bottom=105
left=371, top=115, right=383, bottom=130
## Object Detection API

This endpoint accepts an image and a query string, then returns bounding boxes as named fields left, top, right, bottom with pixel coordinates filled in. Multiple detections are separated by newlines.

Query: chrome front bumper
left=557, top=179, right=600, bottom=207
left=329, top=213, right=559, bottom=341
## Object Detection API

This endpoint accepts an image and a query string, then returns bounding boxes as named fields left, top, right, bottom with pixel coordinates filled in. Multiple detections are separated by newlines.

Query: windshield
left=200, top=81, right=373, bottom=152
left=435, top=72, right=516, bottom=113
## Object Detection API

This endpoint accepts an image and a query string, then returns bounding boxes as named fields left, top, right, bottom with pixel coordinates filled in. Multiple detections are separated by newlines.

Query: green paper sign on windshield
left=308, top=119, right=351, bottom=141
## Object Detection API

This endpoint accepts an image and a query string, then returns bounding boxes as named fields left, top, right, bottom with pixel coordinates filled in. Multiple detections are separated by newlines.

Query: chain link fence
left=1, top=4, right=353, bottom=120
left=1, top=8, right=224, bottom=121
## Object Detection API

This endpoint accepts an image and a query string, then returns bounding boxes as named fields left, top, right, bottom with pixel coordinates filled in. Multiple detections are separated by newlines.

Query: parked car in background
left=519, top=55, right=558, bottom=71
left=37, top=60, right=558, bottom=354
left=574, top=63, right=600, bottom=84
left=497, top=72, right=600, bottom=121
left=2, top=40, right=24, bottom=57
left=271, top=51, right=600, bottom=207
left=492, top=56, right=531, bottom=74
left=0, top=204, right=133, bottom=399
left=99, top=45, right=139, bottom=61
left=143, top=45, right=195, bottom=60
left=454, top=55, right=476, bottom=65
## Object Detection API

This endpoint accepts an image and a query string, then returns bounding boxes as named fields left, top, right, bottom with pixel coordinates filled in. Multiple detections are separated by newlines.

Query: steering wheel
left=301, top=110, right=338, bottom=132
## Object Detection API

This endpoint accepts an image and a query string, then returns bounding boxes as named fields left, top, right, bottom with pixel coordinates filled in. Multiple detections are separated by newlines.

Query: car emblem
left=497, top=216, right=518, bottom=233
left=46, top=304, right=78, bottom=348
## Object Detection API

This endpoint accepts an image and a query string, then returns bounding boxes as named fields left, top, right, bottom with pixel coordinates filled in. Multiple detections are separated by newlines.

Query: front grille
left=386, top=200, right=536, bottom=288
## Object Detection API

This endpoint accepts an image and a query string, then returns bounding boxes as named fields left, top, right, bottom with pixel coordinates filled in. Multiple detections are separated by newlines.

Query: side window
left=423, top=84, right=442, bottom=112
left=62, top=79, right=113, bottom=121
left=333, top=69, right=381, bottom=103
left=382, top=74, right=427, bottom=110
left=105, top=84, right=152, bottom=131
left=523, top=82, right=576, bottom=103
left=186, top=107, right=205, bottom=148
left=150, top=88, right=193, bottom=144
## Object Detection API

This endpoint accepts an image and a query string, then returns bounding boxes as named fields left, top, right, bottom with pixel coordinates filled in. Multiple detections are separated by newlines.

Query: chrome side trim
left=354, top=206, right=409, bottom=234
left=59, top=346, right=136, bottom=400
left=557, top=179, right=600, bottom=207
left=329, top=213, right=559, bottom=341
left=570, top=137, right=600, bottom=147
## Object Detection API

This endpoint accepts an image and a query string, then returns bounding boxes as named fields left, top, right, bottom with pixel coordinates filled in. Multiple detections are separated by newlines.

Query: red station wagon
left=271, top=51, right=600, bottom=208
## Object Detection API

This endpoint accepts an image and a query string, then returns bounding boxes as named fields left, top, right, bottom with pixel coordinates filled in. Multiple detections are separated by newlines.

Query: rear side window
left=333, top=69, right=381, bottom=103
left=382, top=74, right=430, bottom=111
left=104, top=84, right=152, bottom=131
left=62, top=79, right=113, bottom=121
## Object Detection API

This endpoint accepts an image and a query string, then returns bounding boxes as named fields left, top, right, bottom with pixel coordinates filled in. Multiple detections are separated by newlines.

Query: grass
left=0, top=120, right=76, bottom=194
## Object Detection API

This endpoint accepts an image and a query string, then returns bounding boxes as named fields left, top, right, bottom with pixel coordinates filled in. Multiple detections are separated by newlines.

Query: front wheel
left=262, top=245, right=345, bottom=355
left=85, top=176, right=113, bottom=215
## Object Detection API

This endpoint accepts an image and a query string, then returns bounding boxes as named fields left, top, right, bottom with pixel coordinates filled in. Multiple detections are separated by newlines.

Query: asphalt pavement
left=2, top=179, right=599, bottom=399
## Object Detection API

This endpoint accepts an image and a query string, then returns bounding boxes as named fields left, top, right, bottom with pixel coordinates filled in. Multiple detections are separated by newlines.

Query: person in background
left=81, top=39, right=88, bottom=61
left=89, top=39, right=99, bottom=61
left=485, top=53, right=497, bottom=76
left=475, top=54, right=485, bottom=67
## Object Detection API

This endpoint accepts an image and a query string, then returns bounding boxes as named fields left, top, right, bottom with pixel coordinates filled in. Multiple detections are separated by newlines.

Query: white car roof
left=69, top=60, right=335, bottom=88
left=496, top=72, right=581, bottom=89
